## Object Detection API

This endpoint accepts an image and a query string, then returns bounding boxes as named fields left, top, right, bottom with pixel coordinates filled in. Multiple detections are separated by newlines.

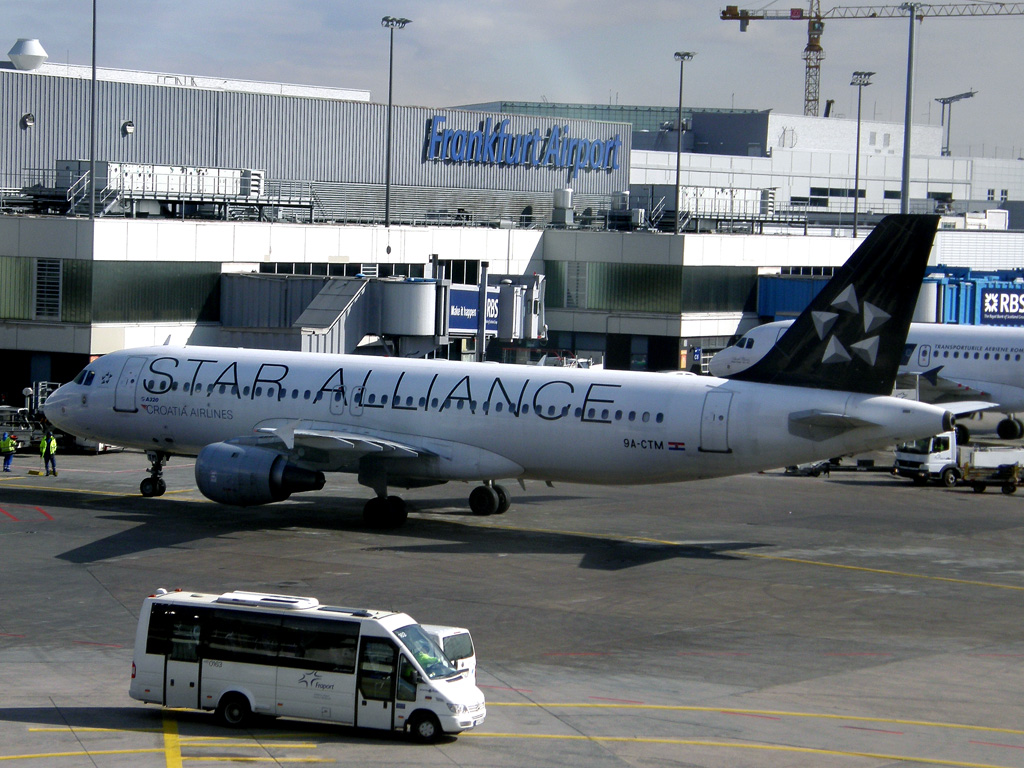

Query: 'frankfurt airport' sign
left=426, top=115, right=622, bottom=179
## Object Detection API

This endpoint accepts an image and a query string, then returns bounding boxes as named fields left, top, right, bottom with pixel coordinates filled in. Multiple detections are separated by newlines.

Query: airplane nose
left=42, top=385, right=71, bottom=425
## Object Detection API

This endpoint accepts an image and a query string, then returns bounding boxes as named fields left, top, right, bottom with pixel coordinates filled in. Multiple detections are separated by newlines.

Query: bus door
left=356, top=637, right=397, bottom=731
left=164, top=613, right=201, bottom=709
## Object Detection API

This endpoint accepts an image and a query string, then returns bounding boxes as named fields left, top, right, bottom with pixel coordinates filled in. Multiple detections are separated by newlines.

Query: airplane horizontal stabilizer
left=788, top=409, right=879, bottom=441
left=728, top=215, right=940, bottom=396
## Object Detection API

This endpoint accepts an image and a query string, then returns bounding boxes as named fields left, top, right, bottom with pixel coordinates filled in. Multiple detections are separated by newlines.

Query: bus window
left=203, top=609, right=281, bottom=664
left=278, top=616, right=359, bottom=673
left=147, top=604, right=204, bottom=662
left=397, top=656, right=418, bottom=702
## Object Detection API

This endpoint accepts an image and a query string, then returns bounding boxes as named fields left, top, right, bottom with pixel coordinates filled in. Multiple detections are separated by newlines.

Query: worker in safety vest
left=1, top=432, right=15, bottom=472
left=40, top=431, right=57, bottom=476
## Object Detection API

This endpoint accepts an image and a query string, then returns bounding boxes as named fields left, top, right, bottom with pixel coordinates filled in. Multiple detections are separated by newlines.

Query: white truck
left=893, top=431, right=1024, bottom=494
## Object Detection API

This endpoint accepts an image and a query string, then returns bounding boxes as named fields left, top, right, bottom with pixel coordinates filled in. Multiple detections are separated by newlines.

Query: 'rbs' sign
left=426, top=115, right=622, bottom=180
left=981, top=288, right=1024, bottom=326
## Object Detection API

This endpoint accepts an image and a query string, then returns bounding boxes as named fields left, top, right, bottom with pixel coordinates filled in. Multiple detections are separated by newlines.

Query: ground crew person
left=41, top=431, right=57, bottom=476
left=1, top=432, right=15, bottom=472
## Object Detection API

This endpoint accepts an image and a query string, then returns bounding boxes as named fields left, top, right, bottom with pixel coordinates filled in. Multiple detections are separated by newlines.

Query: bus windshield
left=394, top=624, right=459, bottom=680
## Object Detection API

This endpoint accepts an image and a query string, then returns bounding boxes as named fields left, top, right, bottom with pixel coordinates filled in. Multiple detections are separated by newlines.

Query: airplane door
left=328, top=389, right=347, bottom=416
left=917, top=345, right=932, bottom=368
left=699, top=391, right=733, bottom=453
left=164, top=616, right=201, bottom=709
left=114, top=356, right=147, bottom=413
left=355, top=637, right=397, bottom=731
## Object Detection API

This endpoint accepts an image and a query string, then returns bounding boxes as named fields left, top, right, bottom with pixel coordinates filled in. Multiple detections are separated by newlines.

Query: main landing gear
left=468, top=482, right=511, bottom=516
left=359, top=470, right=512, bottom=528
left=140, top=451, right=168, bottom=497
left=997, top=416, right=1024, bottom=441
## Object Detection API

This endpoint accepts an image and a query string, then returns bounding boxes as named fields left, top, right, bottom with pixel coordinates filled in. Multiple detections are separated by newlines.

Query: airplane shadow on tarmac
left=0, top=486, right=768, bottom=571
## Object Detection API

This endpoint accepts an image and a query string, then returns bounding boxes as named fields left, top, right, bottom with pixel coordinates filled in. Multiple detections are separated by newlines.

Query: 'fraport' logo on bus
left=425, top=115, right=622, bottom=180
left=298, top=671, right=335, bottom=690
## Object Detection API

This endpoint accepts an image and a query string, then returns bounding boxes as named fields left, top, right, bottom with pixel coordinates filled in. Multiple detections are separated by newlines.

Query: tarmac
left=1, top=414, right=1022, bottom=767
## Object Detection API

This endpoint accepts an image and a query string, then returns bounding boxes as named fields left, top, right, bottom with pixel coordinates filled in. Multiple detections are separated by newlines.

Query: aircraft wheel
left=363, top=496, right=407, bottom=528
left=469, top=485, right=499, bottom=516
left=493, top=484, right=511, bottom=514
left=954, top=423, right=970, bottom=445
left=155, top=479, right=167, bottom=497
left=940, top=468, right=958, bottom=488
left=996, top=418, right=1023, bottom=440
left=140, top=477, right=157, bottom=497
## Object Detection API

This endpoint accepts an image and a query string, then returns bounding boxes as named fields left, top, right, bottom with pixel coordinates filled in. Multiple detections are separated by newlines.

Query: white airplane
left=710, top=320, right=1024, bottom=442
left=45, top=215, right=952, bottom=527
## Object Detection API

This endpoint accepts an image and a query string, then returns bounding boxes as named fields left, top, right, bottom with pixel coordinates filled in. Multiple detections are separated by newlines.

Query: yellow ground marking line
left=487, top=702, right=1024, bottom=736
left=475, top=521, right=1024, bottom=592
left=0, top=481, right=155, bottom=498
left=179, top=761, right=331, bottom=765
left=739, top=551, right=1024, bottom=592
left=164, top=715, right=182, bottom=768
left=0, top=749, right=165, bottom=762
left=177, top=742, right=318, bottom=749
left=462, top=733, right=1020, bottom=768
left=29, top=726, right=163, bottom=734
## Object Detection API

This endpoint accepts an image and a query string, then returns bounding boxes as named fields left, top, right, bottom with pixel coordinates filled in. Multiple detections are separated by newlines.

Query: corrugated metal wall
left=2, top=70, right=631, bottom=221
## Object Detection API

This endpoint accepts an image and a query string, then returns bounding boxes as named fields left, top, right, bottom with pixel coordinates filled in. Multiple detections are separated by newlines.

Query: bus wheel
left=408, top=712, right=441, bottom=743
left=216, top=693, right=251, bottom=727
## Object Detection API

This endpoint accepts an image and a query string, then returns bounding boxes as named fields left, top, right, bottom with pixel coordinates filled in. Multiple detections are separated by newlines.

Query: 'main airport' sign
left=425, top=115, right=622, bottom=179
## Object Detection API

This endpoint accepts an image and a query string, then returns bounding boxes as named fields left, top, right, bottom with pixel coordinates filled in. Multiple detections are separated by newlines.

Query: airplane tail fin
left=726, top=214, right=939, bottom=395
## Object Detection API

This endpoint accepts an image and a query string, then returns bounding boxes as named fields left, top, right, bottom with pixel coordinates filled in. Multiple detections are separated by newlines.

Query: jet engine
left=195, top=442, right=325, bottom=506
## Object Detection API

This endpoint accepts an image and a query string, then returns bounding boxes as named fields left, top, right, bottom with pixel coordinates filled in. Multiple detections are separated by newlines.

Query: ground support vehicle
left=421, top=625, right=476, bottom=684
left=129, top=589, right=486, bottom=741
left=893, top=431, right=1024, bottom=494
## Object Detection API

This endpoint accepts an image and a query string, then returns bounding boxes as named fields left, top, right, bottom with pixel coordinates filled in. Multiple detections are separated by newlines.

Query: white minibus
left=129, top=589, right=486, bottom=742
left=421, top=625, right=476, bottom=684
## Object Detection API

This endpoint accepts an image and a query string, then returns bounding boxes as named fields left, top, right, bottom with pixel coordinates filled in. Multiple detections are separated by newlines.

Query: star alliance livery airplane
left=45, top=215, right=952, bottom=527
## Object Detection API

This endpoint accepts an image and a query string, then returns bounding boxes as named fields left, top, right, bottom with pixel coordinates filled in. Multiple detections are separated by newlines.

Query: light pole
left=382, top=15, right=410, bottom=228
left=673, top=51, right=694, bottom=235
left=899, top=2, right=919, bottom=214
left=850, top=71, right=873, bottom=238
left=89, top=0, right=97, bottom=219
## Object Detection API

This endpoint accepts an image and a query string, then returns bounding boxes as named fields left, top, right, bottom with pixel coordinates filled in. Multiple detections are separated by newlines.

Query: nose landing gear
left=140, top=451, right=168, bottom=497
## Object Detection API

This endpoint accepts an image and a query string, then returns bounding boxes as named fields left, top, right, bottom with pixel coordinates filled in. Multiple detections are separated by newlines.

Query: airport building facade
left=3, top=53, right=1024, bottom=404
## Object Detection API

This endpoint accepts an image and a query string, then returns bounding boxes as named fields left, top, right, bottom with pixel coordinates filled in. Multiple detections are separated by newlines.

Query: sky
left=5, top=0, right=1023, bottom=159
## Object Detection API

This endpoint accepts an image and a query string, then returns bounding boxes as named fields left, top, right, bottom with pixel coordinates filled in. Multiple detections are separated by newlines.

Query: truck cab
left=893, top=431, right=960, bottom=487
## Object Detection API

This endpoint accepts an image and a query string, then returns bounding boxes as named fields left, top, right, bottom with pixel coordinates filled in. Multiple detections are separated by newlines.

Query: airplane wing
left=250, top=421, right=428, bottom=471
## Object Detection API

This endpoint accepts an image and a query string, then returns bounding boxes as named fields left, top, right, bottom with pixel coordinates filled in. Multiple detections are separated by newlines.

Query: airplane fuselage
left=46, top=345, right=950, bottom=487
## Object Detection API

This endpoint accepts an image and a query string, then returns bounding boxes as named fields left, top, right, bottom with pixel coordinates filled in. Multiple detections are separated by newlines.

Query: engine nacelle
left=195, top=442, right=325, bottom=506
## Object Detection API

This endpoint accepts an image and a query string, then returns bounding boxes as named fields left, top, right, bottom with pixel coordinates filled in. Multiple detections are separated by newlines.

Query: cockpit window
left=73, top=369, right=96, bottom=386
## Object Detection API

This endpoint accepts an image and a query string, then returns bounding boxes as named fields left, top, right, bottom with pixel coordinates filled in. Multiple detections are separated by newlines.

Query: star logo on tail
left=815, top=285, right=890, bottom=367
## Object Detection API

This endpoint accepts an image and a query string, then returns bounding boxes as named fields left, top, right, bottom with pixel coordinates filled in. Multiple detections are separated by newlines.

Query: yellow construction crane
left=721, top=2, right=1024, bottom=117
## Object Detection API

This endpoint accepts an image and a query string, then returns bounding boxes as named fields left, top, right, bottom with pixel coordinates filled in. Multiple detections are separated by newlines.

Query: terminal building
left=2, top=39, right=1024, bottom=405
